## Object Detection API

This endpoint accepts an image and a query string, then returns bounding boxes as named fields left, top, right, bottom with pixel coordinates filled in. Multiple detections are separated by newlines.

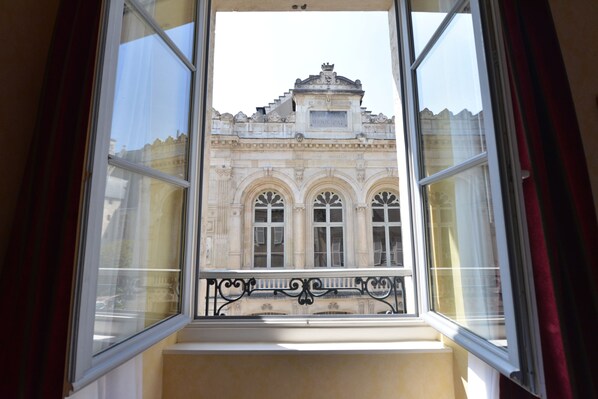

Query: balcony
left=198, top=268, right=412, bottom=317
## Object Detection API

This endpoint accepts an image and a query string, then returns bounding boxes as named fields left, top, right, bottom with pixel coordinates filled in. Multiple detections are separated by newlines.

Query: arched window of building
left=253, top=191, right=285, bottom=268
left=371, top=191, right=402, bottom=266
left=313, top=191, right=344, bottom=267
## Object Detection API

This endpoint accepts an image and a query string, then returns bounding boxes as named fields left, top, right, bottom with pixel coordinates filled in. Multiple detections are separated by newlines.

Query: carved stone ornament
left=373, top=113, right=388, bottom=123
left=220, top=112, right=234, bottom=122
left=285, top=111, right=296, bottom=123
left=295, top=166, right=304, bottom=182
left=266, top=111, right=282, bottom=122
left=234, top=111, right=248, bottom=122
left=250, top=112, right=265, bottom=122
left=215, top=165, right=232, bottom=179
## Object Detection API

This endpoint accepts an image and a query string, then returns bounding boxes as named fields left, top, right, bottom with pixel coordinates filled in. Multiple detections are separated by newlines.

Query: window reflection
left=111, top=9, right=192, bottom=178
left=425, top=165, right=504, bottom=341
left=95, top=167, right=183, bottom=353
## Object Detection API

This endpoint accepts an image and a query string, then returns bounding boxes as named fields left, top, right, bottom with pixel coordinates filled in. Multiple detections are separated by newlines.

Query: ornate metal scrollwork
left=203, top=274, right=405, bottom=316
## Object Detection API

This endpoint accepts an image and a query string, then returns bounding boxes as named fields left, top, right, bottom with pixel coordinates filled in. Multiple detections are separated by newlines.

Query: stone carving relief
left=295, top=166, right=304, bottom=183
left=234, top=111, right=248, bottom=122
left=266, top=111, right=282, bottom=122
left=250, top=112, right=265, bottom=122
left=285, top=112, right=296, bottom=123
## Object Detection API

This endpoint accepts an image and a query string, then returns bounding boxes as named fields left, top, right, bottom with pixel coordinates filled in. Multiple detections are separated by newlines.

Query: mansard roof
left=293, top=63, right=364, bottom=96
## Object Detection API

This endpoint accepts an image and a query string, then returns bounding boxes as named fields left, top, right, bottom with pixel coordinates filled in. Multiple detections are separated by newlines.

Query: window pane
left=271, top=209, right=284, bottom=222
left=410, top=0, right=460, bottom=57
left=388, top=208, right=401, bottom=222
left=372, top=227, right=387, bottom=266
left=389, top=227, right=403, bottom=266
left=254, top=209, right=267, bottom=223
left=416, top=8, right=486, bottom=177
left=330, top=208, right=343, bottom=223
left=330, top=227, right=344, bottom=267
left=111, top=10, right=192, bottom=178
left=95, top=167, right=183, bottom=353
left=372, top=208, right=385, bottom=222
left=425, top=165, right=505, bottom=343
left=254, top=227, right=268, bottom=268
left=314, top=209, right=326, bottom=223
left=135, top=0, right=196, bottom=59
left=314, top=227, right=327, bottom=267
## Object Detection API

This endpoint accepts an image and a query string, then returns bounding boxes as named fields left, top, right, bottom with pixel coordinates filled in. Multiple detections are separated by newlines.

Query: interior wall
left=548, top=0, right=598, bottom=216
left=163, top=352, right=455, bottom=399
left=0, top=0, right=62, bottom=264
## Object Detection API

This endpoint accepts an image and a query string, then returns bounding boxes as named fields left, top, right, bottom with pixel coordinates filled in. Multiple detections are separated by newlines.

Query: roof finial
left=321, top=62, right=334, bottom=72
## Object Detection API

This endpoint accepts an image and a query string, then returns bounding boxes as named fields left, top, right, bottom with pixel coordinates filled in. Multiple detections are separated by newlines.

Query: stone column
left=229, top=204, right=243, bottom=268
left=213, top=166, right=232, bottom=267
left=293, top=204, right=305, bottom=269
left=355, top=203, right=369, bottom=267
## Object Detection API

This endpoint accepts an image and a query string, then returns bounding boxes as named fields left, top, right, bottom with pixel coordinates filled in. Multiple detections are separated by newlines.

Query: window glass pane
left=135, top=0, right=196, bottom=59
left=388, top=208, right=401, bottom=222
left=372, top=227, right=387, bottom=266
left=416, top=8, right=486, bottom=177
left=95, top=167, right=183, bottom=354
left=271, top=209, right=284, bottom=222
left=372, top=208, right=385, bottom=222
left=314, top=227, right=327, bottom=267
left=330, top=227, right=344, bottom=267
left=254, top=227, right=268, bottom=268
left=330, top=208, right=343, bottom=223
left=425, top=165, right=505, bottom=343
left=314, top=209, right=326, bottom=223
left=254, top=209, right=267, bottom=223
left=389, top=227, right=403, bottom=266
left=271, top=227, right=284, bottom=268
left=111, top=10, right=192, bottom=178
left=410, top=0, right=460, bottom=57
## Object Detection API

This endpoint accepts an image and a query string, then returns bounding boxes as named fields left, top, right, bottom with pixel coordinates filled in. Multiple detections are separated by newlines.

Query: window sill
left=164, top=340, right=451, bottom=355
left=177, top=317, right=440, bottom=344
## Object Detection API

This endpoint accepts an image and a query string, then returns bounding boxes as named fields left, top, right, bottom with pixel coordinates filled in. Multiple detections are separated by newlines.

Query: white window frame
left=312, top=191, right=345, bottom=268
left=69, top=0, right=208, bottom=391
left=398, top=0, right=543, bottom=394
left=371, top=191, right=402, bottom=267
left=71, top=0, right=545, bottom=396
left=253, top=191, right=285, bottom=268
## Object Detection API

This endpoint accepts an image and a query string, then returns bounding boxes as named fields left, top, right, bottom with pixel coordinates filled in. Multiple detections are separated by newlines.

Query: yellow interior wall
left=142, top=333, right=178, bottom=399
left=442, top=337, right=470, bottom=399
left=162, top=352, right=454, bottom=399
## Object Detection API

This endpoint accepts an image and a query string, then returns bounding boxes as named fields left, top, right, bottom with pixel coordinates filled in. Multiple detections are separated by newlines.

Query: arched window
left=371, top=191, right=402, bottom=266
left=253, top=191, right=284, bottom=268
left=313, top=191, right=344, bottom=267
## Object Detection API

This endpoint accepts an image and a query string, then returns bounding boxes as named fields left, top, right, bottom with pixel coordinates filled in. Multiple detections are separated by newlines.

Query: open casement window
left=70, top=0, right=206, bottom=390
left=71, top=0, right=543, bottom=395
left=400, top=0, right=542, bottom=394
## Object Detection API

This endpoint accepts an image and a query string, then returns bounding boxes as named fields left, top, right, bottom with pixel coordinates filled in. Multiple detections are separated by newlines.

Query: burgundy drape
left=500, top=0, right=598, bottom=398
left=0, top=0, right=102, bottom=397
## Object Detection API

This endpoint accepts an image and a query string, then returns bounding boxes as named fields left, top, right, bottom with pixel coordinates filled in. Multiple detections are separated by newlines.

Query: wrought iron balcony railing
left=198, top=268, right=412, bottom=317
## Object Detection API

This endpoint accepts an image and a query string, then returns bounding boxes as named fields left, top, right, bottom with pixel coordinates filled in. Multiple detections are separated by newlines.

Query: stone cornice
left=210, top=136, right=397, bottom=150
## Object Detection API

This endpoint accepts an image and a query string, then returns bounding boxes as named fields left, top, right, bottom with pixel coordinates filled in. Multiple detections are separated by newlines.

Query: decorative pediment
left=293, top=63, right=363, bottom=94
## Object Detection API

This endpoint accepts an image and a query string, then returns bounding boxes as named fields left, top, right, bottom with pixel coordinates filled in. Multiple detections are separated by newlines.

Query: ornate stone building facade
left=200, top=64, right=405, bottom=316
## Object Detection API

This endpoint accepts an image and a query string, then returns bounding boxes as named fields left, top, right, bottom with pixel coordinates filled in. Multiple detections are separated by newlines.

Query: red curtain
left=500, top=0, right=598, bottom=398
left=0, top=0, right=102, bottom=397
